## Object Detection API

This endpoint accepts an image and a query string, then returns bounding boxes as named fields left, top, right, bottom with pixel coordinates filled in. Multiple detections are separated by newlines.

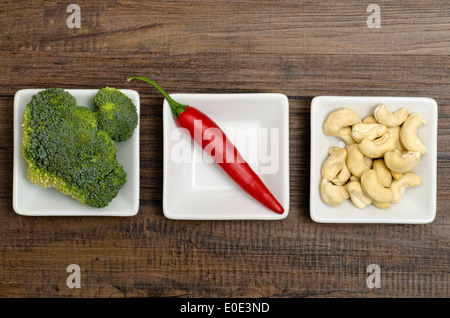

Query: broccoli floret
left=93, top=87, right=138, bottom=142
left=22, top=88, right=127, bottom=208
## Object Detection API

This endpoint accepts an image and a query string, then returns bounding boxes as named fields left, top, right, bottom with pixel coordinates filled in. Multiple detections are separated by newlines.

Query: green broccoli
left=22, top=88, right=127, bottom=208
left=93, top=87, right=138, bottom=142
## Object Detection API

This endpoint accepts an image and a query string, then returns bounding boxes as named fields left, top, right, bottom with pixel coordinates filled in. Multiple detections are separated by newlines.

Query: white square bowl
left=13, top=89, right=140, bottom=216
left=163, top=93, right=289, bottom=220
left=310, top=96, right=437, bottom=224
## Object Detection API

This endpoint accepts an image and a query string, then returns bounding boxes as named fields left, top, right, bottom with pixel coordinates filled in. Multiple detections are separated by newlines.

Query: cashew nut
left=351, top=123, right=387, bottom=143
left=326, top=148, right=351, bottom=185
left=384, top=149, right=420, bottom=173
left=350, top=175, right=360, bottom=182
left=323, top=108, right=361, bottom=142
left=332, top=162, right=351, bottom=186
left=346, top=144, right=369, bottom=178
left=386, top=126, right=404, bottom=151
left=328, top=147, right=342, bottom=155
left=362, top=115, right=377, bottom=124
left=400, top=113, right=427, bottom=155
left=321, top=147, right=347, bottom=181
left=389, top=172, right=421, bottom=203
left=364, top=156, right=373, bottom=169
left=340, top=126, right=357, bottom=145
left=361, top=169, right=392, bottom=203
left=358, top=133, right=397, bottom=158
left=373, top=159, right=392, bottom=188
left=391, top=170, right=403, bottom=181
left=374, top=104, right=408, bottom=127
left=320, top=178, right=350, bottom=206
left=347, top=181, right=372, bottom=209
left=373, top=200, right=390, bottom=209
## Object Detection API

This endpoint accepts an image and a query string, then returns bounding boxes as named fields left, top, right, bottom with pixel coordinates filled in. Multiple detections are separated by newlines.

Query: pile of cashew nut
left=320, top=104, right=427, bottom=209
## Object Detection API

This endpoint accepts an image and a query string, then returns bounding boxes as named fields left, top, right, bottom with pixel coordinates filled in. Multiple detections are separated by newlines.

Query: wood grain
left=0, top=0, right=449, bottom=298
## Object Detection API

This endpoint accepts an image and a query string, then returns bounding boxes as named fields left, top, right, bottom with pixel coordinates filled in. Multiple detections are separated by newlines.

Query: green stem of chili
left=127, top=76, right=187, bottom=119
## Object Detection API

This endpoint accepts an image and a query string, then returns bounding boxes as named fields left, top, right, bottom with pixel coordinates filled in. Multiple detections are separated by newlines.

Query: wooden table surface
left=0, top=0, right=448, bottom=299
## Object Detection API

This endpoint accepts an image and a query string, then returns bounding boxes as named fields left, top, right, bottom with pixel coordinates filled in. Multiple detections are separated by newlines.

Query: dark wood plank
left=1, top=0, right=449, bottom=55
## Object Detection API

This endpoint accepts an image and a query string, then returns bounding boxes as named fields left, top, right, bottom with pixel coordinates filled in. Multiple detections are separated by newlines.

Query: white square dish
left=163, top=93, right=289, bottom=220
left=13, top=89, right=140, bottom=216
left=310, top=96, right=437, bottom=224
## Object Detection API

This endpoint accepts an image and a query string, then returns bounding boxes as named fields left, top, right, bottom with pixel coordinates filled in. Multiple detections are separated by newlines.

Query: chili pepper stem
left=127, top=76, right=187, bottom=118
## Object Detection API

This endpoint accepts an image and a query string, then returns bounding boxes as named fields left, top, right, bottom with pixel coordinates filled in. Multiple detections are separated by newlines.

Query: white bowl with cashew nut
left=310, top=96, right=437, bottom=224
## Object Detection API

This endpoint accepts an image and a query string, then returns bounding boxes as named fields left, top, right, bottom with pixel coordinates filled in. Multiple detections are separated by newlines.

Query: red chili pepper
left=127, top=77, right=284, bottom=214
